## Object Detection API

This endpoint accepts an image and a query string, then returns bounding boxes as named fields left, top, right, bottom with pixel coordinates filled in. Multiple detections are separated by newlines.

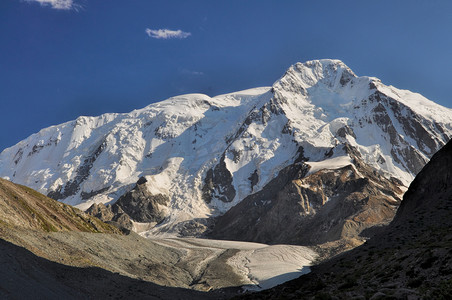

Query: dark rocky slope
left=235, top=139, right=452, bottom=299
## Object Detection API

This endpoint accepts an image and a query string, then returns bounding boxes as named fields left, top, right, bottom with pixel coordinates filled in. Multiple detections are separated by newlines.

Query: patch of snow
left=305, top=156, right=352, bottom=175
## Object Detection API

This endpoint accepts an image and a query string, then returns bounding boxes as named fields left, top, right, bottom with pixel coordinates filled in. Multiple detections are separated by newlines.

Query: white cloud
left=25, top=0, right=79, bottom=10
left=145, top=28, right=191, bottom=39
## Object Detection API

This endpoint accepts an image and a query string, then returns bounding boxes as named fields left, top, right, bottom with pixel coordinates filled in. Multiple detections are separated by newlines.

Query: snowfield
left=305, top=155, right=352, bottom=175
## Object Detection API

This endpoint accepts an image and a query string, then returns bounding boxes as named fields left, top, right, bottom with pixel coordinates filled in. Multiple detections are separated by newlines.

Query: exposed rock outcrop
left=86, top=176, right=169, bottom=229
left=85, top=202, right=133, bottom=231
left=211, top=144, right=403, bottom=251
left=47, top=140, right=107, bottom=200
left=115, top=177, right=169, bottom=223
left=202, top=154, right=236, bottom=204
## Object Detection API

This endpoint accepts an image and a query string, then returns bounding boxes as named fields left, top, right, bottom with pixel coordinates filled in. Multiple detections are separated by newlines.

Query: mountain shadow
left=0, top=238, right=231, bottom=300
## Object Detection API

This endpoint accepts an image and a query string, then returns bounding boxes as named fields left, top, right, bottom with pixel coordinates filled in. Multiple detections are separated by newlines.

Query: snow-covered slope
left=1, top=59, right=451, bottom=236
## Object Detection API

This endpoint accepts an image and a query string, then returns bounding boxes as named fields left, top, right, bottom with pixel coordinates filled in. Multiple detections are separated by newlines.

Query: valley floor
left=0, top=225, right=317, bottom=298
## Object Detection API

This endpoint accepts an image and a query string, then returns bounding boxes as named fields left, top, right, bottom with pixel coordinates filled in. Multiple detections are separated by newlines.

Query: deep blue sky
left=1, top=0, right=452, bottom=152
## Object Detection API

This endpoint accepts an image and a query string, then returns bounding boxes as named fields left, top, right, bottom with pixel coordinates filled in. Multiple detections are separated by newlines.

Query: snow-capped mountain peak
left=1, top=59, right=451, bottom=236
left=277, top=59, right=357, bottom=92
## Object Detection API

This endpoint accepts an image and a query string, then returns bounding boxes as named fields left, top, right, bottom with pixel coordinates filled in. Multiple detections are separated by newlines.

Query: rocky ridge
left=0, top=177, right=119, bottom=234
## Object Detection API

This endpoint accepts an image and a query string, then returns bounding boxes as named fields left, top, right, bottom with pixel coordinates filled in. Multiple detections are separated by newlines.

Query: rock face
left=115, top=177, right=169, bottom=223
left=47, top=141, right=107, bottom=200
left=202, top=154, right=236, bottom=204
left=1, top=59, right=451, bottom=238
left=211, top=145, right=403, bottom=248
left=86, top=176, right=169, bottom=229
left=236, top=139, right=452, bottom=299
left=85, top=202, right=133, bottom=231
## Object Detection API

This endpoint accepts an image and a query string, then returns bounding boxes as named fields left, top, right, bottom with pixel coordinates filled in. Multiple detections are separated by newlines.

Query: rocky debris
left=170, top=218, right=216, bottom=237
left=0, top=233, right=229, bottom=300
left=0, top=179, right=241, bottom=298
left=0, top=179, right=255, bottom=299
left=235, top=139, right=452, bottom=299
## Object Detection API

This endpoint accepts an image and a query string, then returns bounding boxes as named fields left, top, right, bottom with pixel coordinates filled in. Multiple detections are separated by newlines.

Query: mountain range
left=1, top=59, right=452, bottom=298
left=1, top=59, right=451, bottom=251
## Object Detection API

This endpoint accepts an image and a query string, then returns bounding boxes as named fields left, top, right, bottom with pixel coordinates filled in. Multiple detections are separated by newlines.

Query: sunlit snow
left=0, top=59, right=451, bottom=235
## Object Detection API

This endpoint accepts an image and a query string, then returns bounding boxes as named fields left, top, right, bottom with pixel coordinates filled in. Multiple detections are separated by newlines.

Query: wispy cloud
left=180, top=69, right=204, bottom=76
left=25, top=0, right=79, bottom=10
left=145, top=28, right=191, bottom=39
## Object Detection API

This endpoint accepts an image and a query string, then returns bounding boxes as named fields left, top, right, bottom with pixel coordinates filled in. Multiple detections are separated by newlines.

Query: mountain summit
left=1, top=59, right=451, bottom=241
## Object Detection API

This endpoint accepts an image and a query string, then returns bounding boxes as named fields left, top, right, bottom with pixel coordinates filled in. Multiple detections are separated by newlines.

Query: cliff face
left=210, top=145, right=403, bottom=250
